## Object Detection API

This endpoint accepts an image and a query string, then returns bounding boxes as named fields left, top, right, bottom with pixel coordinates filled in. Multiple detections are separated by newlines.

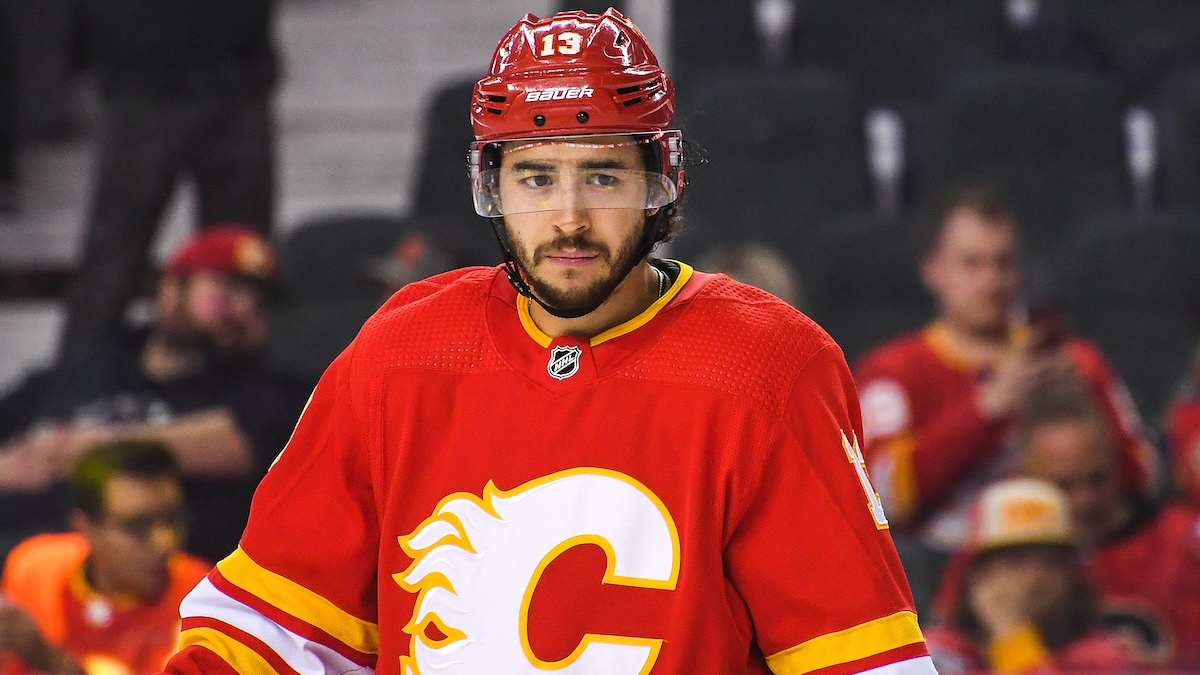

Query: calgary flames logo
left=395, top=468, right=680, bottom=675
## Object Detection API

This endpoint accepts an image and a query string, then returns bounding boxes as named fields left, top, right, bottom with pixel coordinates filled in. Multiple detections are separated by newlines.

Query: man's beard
left=506, top=221, right=644, bottom=315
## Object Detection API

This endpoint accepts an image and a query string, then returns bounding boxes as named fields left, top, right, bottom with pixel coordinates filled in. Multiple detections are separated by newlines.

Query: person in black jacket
left=59, top=0, right=279, bottom=358
left=0, top=225, right=310, bottom=564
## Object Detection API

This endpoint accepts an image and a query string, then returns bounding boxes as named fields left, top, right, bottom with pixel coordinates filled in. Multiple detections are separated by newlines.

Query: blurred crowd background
left=2, top=0, right=1200, bottom=673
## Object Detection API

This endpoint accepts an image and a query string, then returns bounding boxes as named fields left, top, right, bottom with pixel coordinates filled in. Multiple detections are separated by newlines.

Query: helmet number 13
left=540, top=32, right=583, bottom=57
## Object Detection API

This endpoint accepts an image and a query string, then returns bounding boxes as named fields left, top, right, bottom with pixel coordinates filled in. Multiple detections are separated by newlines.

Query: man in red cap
left=164, top=9, right=934, bottom=675
left=0, top=225, right=310, bottom=565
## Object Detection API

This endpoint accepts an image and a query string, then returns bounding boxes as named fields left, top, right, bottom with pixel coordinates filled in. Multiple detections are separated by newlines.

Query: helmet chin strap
left=489, top=214, right=662, bottom=321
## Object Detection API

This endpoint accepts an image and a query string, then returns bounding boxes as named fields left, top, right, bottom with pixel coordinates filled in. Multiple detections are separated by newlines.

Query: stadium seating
left=1056, top=212, right=1200, bottom=420
left=668, top=0, right=761, bottom=85
left=790, top=0, right=1008, bottom=108
left=1154, top=74, right=1200, bottom=211
left=672, top=67, right=870, bottom=262
left=268, top=213, right=405, bottom=379
left=1052, top=0, right=1200, bottom=77
left=919, top=66, right=1129, bottom=259
left=410, top=76, right=498, bottom=266
left=795, top=212, right=932, bottom=365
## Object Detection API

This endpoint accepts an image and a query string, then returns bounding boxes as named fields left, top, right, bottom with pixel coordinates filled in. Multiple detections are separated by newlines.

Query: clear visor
left=470, top=132, right=681, bottom=218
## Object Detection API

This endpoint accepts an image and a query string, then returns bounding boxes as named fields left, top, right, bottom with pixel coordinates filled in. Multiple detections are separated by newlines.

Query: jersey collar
left=516, top=262, right=695, bottom=348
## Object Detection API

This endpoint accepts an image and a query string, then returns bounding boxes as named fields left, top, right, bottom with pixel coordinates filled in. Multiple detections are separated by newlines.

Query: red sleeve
left=856, top=348, right=1006, bottom=527
left=163, top=345, right=381, bottom=675
left=728, top=344, right=935, bottom=675
left=1167, top=396, right=1200, bottom=506
left=1067, top=341, right=1156, bottom=496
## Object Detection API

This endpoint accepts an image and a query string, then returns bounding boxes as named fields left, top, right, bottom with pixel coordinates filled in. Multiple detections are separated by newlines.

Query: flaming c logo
left=395, top=468, right=680, bottom=675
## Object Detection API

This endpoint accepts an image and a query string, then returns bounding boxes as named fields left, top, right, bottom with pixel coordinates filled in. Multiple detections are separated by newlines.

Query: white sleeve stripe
left=855, top=655, right=938, bottom=675
left=180, top=578, right=375, bottom=675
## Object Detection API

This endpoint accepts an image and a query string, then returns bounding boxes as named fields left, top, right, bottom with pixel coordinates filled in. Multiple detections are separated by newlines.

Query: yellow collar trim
left=517, top=262, right=694, bottom=348
left=68, top=562, right=144, bottom=611
left=923, top=320, right=1033, bottom=373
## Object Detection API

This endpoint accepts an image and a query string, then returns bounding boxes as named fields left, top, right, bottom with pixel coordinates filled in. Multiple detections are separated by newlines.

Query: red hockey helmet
left=471, top=8, right=674, bottom=141
left=469, top=9, right=684, bottom=218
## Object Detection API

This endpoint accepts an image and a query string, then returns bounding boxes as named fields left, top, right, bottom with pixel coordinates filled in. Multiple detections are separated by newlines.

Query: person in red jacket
left=0, top=440, right=210, bottom=674
left=1017, top=389, right=1200, bottom=668
left=856, top=188, right=1155, bottom=550
left=1166, top=345, right=1200, bottom=508
left=926, top=477, right=1132, bottom=674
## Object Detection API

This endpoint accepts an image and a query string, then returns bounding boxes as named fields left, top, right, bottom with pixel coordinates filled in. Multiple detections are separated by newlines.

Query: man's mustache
left=534, top=235, right=610, bottom=261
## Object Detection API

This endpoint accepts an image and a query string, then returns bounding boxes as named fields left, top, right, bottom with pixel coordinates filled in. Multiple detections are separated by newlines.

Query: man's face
left=1023, top=419, right=1121, bottom=546
left=157, top=272, right=269, bottom=359
left=922, top=208, right=1020, bottom=335
left=78, top=475, right=185, bottom=599
left=497, top=138, right=651, bottom=314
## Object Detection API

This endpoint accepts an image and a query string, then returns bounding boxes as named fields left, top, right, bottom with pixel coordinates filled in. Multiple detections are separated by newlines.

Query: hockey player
left=162, top=9, right=936, bottom=675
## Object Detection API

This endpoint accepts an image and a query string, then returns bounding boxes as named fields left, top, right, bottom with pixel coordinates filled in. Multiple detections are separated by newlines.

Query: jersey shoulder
left=348, top=266, right=506, bottom=374
left=629, top=275, right=839, bottom=415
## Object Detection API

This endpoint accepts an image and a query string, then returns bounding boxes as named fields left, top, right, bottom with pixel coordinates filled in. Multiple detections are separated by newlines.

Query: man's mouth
left=544, top=250, right=600, bottom=266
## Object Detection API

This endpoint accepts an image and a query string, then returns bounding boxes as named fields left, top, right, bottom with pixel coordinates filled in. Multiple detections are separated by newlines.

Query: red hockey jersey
left=1167, top=393, right=1200, bottom=507
left=856, top=324, right=1155, bottom=548
left=1086, top=502, right=1200, bottom=668
left=163, top=264, right=935, bottom=675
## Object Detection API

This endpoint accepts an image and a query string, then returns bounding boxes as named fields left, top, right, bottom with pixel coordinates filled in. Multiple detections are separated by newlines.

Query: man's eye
left=589, top=173, right=619, bottom=187
left=521, top=175, right=552, bottom=188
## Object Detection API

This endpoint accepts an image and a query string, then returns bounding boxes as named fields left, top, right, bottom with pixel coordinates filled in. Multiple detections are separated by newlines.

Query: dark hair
left=1016, top=386, right=1108, bottom=456
left=68, top=439, right=181, bottom=518
left=922, top=186, right=1017, bottom=256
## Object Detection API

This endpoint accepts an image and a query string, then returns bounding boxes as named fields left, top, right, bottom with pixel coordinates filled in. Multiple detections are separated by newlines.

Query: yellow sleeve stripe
left=765, top=610, right=925, bottom=675
left=178, top=627, right=280, bottom=675
left=216, top=547, right=380, bottom=655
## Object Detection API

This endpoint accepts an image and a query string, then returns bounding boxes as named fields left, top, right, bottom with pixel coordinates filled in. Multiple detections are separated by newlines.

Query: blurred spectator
left=366, top=233, right=454, bottom=302
left=855, top=187, right=1154, bottom=549
left=926, top=477, right=1131, bottom=675
left=695, top=242, right=805, bottom=309
left=0, top=440, right=209, bottom=675
left=1016, top=389, right=1200, bottom=668
left=1167, top=343, right=1200, bottom=507
left=60, top=0, right=278, bottom=358
left=0, top=226, right=310, bottom=563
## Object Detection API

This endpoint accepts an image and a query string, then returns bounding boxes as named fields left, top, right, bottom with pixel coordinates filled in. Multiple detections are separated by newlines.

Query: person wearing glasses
left=0, top=440, right=210, bottom=675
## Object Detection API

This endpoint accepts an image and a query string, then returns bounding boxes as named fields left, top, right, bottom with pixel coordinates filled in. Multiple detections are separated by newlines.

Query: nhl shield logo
left=547, top=345, right=583, bottom=381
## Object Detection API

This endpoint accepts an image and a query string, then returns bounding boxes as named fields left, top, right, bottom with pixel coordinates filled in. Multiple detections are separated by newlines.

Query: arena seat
left=790, top=0, right=1008, bottom=108
left=795, top=212, right=932, bottom=365
left=1154, top=74, right=1200, bottom=211
left=410, top=76, right=498, bottom=266
left=1056, top=212, right=1200, bottom=420
left=268, top=213, right=405, bottom=379
left=672, top=67, right=870, bottom=261
left=919, top=66, right=1129, bottom=258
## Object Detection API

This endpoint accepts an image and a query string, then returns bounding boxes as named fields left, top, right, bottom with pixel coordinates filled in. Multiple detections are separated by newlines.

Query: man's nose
left=552, top=181, right=590, bottom=234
